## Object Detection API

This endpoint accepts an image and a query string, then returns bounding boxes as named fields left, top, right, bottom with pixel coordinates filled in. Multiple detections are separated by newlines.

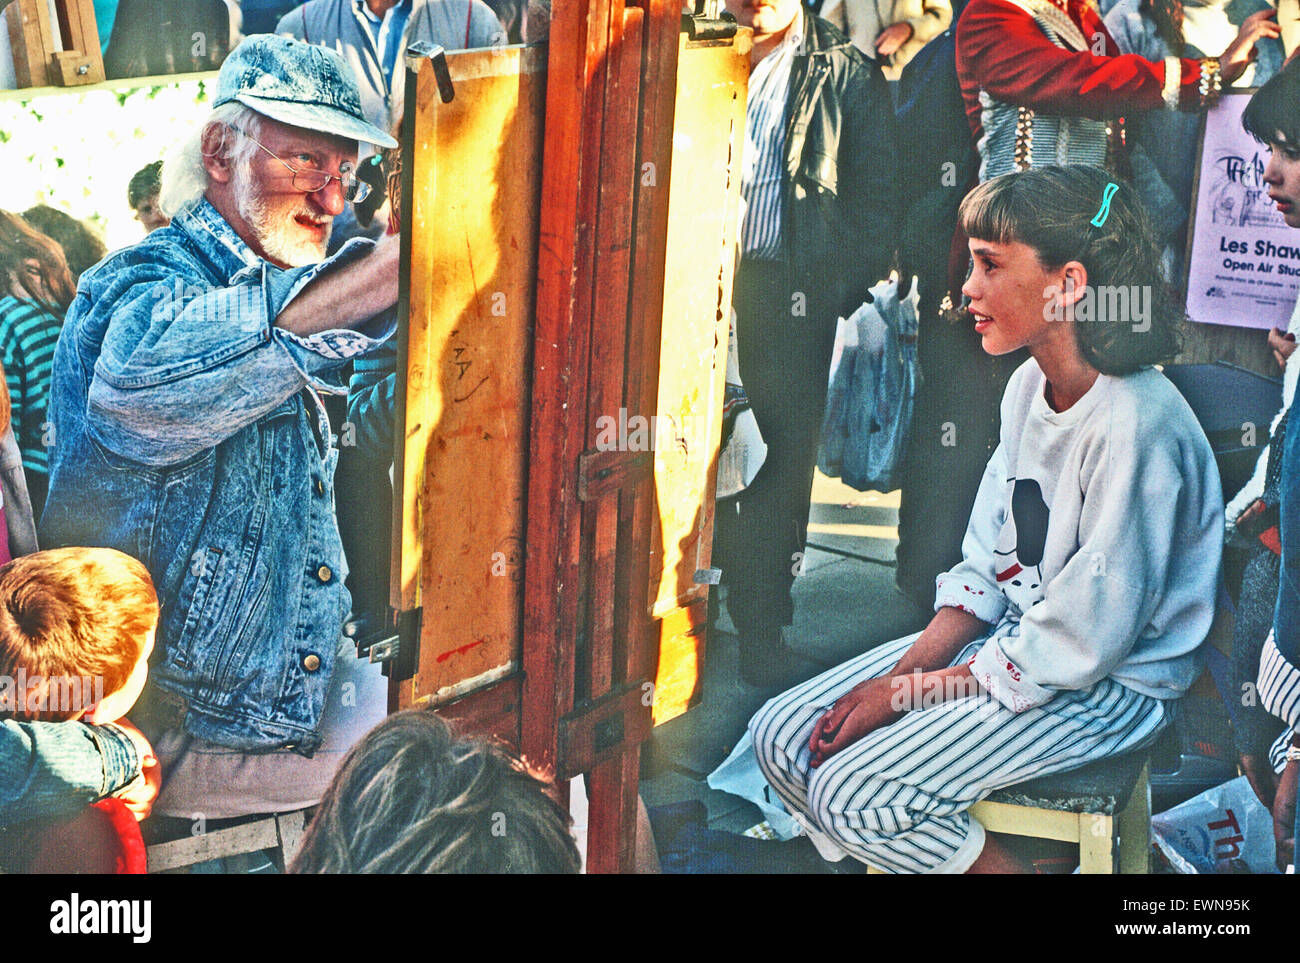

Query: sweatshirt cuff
left=86, top=722, right=141, bottom=799
left=934, top=574, right=1006, bottom=624
left=968, top=638, right=1053, bottom=714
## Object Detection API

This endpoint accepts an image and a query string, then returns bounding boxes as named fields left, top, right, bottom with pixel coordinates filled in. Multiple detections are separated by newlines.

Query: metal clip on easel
left=405, top=41, right=455, bottom=103
left=683, top=0, right=738, bottom=40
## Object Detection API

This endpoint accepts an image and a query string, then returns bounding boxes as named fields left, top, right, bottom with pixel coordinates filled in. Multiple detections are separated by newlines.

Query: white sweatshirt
left=935, top=360, right=1224, bottom=713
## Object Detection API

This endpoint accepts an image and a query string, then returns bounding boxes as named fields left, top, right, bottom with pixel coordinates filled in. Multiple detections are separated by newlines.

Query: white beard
left=233, top=165, right=332, bottom=267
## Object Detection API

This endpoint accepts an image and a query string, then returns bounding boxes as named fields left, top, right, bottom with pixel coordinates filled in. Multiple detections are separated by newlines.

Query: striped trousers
left=749, top=631, right=1168, bottom=873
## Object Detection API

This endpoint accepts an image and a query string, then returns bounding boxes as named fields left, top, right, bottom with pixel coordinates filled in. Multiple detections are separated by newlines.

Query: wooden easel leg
left=5, top=0, right=56, bottom=88
left=1116, top=765, right=1152, bottom=874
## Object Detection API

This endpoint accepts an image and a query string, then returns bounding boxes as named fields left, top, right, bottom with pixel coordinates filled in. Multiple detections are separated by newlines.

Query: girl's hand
left=808, top=676, right=903, bottom=767
left=1220, top=10, right=1280, bottom=85
left=1268, top=326, right=1296, bottom=371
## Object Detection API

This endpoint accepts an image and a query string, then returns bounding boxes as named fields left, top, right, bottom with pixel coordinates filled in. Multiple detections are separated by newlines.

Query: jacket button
left=317, top=565, right=333, bottom=583
left=302, top=654, right=321, bottom=672
left=314, top=479, right=324, bottom=496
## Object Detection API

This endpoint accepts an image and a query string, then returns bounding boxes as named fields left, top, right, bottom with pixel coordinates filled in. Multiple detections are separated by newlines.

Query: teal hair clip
left=1091, top=182, right=1120, bottom=228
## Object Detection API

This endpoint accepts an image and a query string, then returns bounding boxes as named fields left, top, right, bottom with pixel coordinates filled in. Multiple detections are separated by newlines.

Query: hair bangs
left=958, top=176, right=1028, bottom=247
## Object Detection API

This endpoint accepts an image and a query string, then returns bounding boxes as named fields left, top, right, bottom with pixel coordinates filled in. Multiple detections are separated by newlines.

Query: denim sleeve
left=0, top=720, right=139, bottom=827
left=87, top=239, right=397, bottom=467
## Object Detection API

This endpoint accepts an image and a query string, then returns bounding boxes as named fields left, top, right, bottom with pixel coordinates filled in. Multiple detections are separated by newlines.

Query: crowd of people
left=0, top=0, right=1296, bottom=874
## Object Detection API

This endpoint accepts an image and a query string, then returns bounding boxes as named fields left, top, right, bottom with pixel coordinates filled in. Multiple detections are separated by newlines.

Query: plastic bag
left=716, top=307, right=768, bottom=499
left=1151, top=775, right=1279, bottom=874
left=706, top=731, right=801, bottom=840
left=818, top=273, right=921, bottom=492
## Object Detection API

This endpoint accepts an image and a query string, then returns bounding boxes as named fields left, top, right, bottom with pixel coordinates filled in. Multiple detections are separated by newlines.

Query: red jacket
left=955, top=0, right=1209, bottom=145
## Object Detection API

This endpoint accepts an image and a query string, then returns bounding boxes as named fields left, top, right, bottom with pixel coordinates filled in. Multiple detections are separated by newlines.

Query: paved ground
left=639, top=473, right=932, bottom=833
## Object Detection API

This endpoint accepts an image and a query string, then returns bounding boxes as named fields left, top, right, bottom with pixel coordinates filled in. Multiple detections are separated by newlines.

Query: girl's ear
left=1058, top=261, right=1089, bottom=309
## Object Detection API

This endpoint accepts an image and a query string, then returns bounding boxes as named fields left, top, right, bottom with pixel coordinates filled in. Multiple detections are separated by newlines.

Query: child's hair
left=290, top=708, right=582, bottom=874
left=0, top=548, right=158, bottom=722
left=958, top=165, right=1182, bottom=375
left=127, top=160, right=164, bottom=210
left=1242, top=55, right=1300, bottom=149
left=0, top=210, right=76, bottom=315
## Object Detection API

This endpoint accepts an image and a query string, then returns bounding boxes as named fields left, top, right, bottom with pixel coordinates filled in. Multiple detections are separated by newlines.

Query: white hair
left=159, top=102, right=266, bottom=218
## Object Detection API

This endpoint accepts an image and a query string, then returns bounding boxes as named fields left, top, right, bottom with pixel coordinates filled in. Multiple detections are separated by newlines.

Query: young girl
left=750, top=165, right=1223, bottom=873
left=0, top=211, right=77, bottom=522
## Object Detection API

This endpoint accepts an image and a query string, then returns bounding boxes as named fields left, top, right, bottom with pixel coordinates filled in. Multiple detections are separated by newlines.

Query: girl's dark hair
left=21, top=206, right=107, bottom=282
left=1141, top=0, right=1185, bottom=55
left=0, top=210, right=76, bottom=314
left=958, top=165, right=1181, bottom=375
left=290, top=708, right=582, bottom=874
left=1242, top=54, right=1300, bottom=149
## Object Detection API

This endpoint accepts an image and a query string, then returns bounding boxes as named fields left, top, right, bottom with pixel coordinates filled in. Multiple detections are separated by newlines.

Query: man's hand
left=1273, top=756, right=1297, bottom=871
left=110, top=718, right=161, bottom=822
left=1221, top=9, right=1280, bottom=85
left=875, top=22, right=913, bottom=57
left=1269, top=326, right=1297, bottom=371
left=808, top=676, right=903, bottom=768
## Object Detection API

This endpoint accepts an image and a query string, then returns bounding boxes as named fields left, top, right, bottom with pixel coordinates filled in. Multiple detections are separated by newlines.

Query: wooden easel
left=386, top=4, right=749, bottom=872
left=4, top=0, right=104, bottom=88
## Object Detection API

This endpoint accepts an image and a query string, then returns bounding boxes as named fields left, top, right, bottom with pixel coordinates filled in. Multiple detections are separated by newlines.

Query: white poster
left=1185, top=92, right=1300, bottom=330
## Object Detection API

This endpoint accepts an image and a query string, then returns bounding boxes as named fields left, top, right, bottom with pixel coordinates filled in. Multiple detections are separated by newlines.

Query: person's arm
left=0, top=719, right=141, bottom=827
left=957, top=0, right=1276, bottom=118
left=86, top=238, right=397, bottom=467
left=345, top=340, right=398, bottom=465
left=1274, top=736, right=1298, bottom=871
left=0, top=427, right=37, bottom=556
left=836, top=57, right=902, bottom=316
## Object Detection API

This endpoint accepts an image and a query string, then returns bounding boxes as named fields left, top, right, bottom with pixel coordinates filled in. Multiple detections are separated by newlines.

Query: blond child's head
left=0, top=548, right=158, bottom=723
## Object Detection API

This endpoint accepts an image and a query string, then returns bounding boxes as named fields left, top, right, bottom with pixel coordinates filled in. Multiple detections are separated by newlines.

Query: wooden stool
left=144, top=810, right=310, bottom=873
left=865, top=750, right=1152, bottom=874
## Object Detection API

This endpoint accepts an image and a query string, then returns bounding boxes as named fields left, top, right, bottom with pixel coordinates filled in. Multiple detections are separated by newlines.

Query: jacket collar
left=172, top=197, right=264, bottom=279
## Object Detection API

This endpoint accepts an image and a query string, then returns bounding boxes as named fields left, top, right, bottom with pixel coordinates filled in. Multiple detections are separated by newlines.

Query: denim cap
left=214, top=34, right=398, bottom=149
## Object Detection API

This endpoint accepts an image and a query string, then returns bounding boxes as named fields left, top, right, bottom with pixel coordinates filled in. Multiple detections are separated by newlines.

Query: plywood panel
left=646, top=33, right=750, bottom=723
left=396, top=45, right=545, bottom=708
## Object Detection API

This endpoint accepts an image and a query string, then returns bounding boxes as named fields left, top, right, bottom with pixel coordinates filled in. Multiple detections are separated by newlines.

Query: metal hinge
left=576, top=448, right=654, bottom=502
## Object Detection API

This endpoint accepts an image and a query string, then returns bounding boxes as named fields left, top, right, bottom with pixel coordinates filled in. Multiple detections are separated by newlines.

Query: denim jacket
left=1274, top=392, right=1300, bottom=669
left=40, top=199, right=394, bottom=753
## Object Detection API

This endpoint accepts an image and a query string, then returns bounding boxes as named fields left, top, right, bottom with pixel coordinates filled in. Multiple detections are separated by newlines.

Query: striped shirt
left=0, top=296, right=62, bottom=476
left=740, top=10, right=805, bottom=260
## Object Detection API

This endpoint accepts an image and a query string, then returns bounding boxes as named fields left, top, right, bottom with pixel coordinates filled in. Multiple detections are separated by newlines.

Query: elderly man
left=40, top=35, right=398, bottom=845
left=712, top=0, right=899, bottom=689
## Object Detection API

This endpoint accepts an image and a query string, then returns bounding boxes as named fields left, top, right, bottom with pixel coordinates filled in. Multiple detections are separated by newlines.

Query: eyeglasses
left=228, top=125, right=371, bottom=204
